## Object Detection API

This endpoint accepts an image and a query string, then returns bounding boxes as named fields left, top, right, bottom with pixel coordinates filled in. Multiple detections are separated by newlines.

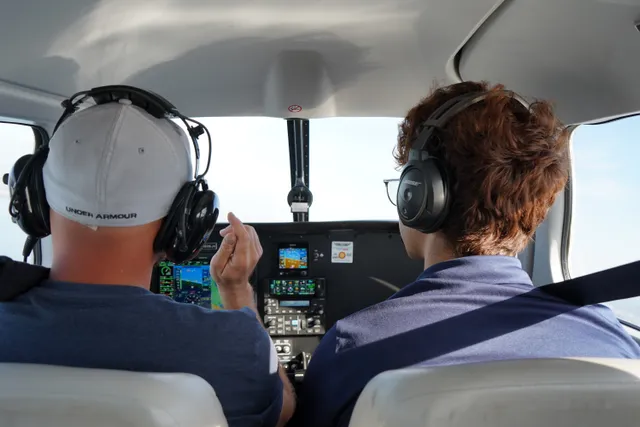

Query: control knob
left=306, top=317, right=317, bottom=328
left=265, top=319, right=275, bottom=328
left=289, top=359, right=300, bottom=372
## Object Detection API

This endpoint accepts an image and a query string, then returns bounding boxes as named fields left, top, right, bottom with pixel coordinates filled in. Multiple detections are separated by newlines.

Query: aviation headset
left=7, top=85, right=220, bottom=264
left=397, top=90, right=528, bottom=233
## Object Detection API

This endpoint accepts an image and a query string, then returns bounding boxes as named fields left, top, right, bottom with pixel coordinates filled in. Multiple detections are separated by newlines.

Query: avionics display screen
left=157, top=260, right=223, bottom=309
left=269, top=279, right=316, bottom=296
left=280, top=300, right=311, bottom=307
left=278, top=245, right=308, bottom=270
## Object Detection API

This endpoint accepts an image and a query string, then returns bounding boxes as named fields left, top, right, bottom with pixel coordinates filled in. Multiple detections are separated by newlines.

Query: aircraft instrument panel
left=157, top=260, right=224, bottom=309
left=151, top=221, right=424, bottom=383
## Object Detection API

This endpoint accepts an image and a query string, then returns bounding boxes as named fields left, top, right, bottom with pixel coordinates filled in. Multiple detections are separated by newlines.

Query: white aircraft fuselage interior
left=2, top=1, right=640, bottom=426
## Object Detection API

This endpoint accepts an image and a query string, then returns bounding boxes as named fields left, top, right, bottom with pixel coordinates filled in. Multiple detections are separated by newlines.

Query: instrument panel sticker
left=331, top=241, right=354, bottom=263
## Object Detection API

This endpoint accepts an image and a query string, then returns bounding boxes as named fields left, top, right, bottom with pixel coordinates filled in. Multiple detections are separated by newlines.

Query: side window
left=569, top=117, right=640, bottom=325
left=0, top=123, right=36, bottom=260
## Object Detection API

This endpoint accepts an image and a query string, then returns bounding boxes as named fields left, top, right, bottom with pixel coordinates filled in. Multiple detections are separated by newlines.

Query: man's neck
left=49, top=253, right=154, bottom=289
left=422, top=233, right=456, bottom=270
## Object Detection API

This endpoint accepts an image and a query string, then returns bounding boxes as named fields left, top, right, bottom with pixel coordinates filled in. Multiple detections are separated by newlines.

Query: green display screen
left=158, top=260, right=223, bottom=309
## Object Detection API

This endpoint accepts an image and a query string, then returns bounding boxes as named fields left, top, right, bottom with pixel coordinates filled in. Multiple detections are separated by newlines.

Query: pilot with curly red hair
left=292, top=81, right=640, bottom=427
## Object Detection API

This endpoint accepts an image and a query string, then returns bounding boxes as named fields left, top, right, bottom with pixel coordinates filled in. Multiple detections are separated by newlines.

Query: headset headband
left=410, top=90, right=529, bottom=159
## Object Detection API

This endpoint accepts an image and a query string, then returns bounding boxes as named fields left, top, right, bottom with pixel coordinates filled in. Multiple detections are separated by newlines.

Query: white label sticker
left=331, top=241, right=354, bottom=263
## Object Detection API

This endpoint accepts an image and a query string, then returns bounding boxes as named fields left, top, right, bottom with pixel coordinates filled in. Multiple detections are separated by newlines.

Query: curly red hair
left=395, top=81, right=570, bottom=256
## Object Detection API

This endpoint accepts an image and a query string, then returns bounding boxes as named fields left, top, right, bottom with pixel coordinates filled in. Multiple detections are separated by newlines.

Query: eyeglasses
left=383, top=179, right=400, bottom=206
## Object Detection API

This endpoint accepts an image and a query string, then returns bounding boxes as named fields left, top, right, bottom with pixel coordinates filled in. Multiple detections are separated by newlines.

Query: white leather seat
left=349, top=358, right=640, bottom=427
left=0, top=363, right=228, bottom=427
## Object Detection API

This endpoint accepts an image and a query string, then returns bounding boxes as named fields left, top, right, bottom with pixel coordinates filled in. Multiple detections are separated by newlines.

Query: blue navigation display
left=158, top=261, right=223, bottom=309
left=279, top=247, right=308, bottom=270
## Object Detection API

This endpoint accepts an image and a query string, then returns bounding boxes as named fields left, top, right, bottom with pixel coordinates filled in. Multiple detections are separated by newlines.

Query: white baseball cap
left=43, top=99, right=193, bottom=227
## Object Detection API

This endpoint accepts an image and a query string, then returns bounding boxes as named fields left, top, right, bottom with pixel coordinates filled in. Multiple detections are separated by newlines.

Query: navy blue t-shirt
left=292, top=255, right=640, bottom=427
left=0, top=280, right=282, bottom=427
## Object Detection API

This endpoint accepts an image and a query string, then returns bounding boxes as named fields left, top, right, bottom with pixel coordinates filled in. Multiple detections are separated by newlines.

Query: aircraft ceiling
left=1, top=0, right=639, bottom=128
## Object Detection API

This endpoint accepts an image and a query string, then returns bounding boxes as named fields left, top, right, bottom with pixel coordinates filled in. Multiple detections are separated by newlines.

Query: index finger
left=210, top=232, right=237, bottom=278
left=227, top=212, right=249, bottom=240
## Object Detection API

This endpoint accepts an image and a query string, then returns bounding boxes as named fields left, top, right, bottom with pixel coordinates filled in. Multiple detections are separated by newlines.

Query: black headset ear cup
left=153, top=183, right=195, bottom=257
left=183, top=190, right=219, bottom=247
left=397, top=156, right=450, bottom=234
left=153, top=183, right=220, bottom=263
left=8, top=150, right=51, bottom=238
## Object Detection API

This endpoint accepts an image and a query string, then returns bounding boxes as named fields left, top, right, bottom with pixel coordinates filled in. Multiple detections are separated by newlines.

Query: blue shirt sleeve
left=198, top=308, right=284, bottom=427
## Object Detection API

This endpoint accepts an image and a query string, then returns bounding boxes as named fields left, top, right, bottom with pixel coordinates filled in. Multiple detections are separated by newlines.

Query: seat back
left=0, top=363, right=228, bottom=427
left=349, top=358, right=640, bottom=427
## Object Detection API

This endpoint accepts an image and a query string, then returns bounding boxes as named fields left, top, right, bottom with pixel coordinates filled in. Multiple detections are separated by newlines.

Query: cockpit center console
left=262, top=242, right=326, bottom=381
left=151, top=220, right=424, bottom=384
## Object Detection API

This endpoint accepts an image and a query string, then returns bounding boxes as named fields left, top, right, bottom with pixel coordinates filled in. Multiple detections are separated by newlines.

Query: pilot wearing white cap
left=0, top=88, right=294, bottom=427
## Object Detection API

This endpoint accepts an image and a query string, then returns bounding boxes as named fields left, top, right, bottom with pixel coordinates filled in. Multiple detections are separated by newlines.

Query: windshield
left=193, top=117, right=401, bottom=222
left=194, top=117, right=292, bottom=222
left=1, top=117, right=403, bottom=259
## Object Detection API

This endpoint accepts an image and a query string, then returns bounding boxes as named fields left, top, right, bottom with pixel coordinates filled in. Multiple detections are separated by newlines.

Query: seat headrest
left=0, top=363, right=228, bottom=427
left=349, top=358, right=640, bottom=427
